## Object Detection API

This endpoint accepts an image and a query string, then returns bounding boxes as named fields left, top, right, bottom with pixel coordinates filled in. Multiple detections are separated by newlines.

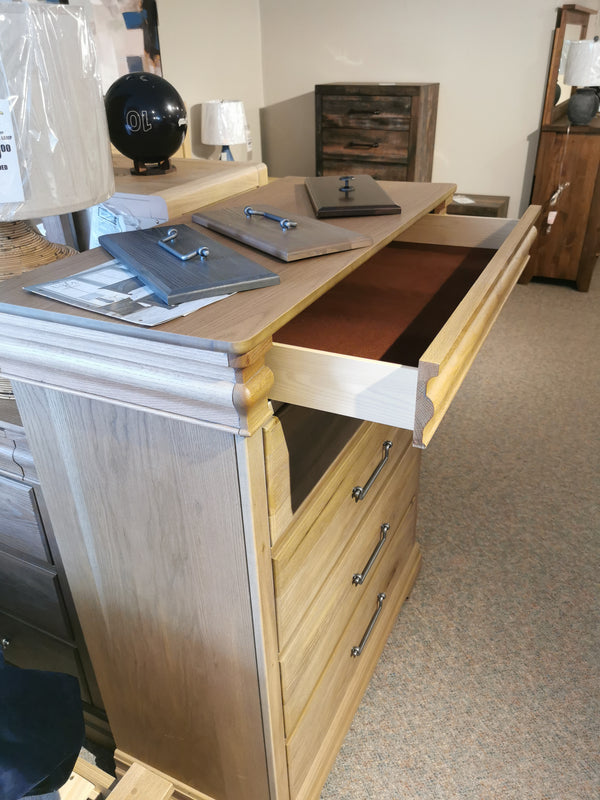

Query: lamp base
left=0, top=220, right=76, bottom=281
left=567, top=87, right=600, bottom=126
left=220, top=145, right=234, bottom=161
left=130, top=158, right=176, bottom=176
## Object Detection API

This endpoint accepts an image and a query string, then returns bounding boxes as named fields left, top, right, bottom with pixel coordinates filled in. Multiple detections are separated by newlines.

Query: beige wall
left=156, top=0, right=265, bottom=162
left=158, top=0, right=600, bottom=217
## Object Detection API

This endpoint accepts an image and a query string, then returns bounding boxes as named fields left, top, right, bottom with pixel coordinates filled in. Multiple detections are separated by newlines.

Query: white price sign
left=0, top=98, right=25, bottom=204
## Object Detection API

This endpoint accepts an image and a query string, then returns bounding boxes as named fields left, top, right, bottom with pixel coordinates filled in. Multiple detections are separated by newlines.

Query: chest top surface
left=0, top=178, right=455, bottom=355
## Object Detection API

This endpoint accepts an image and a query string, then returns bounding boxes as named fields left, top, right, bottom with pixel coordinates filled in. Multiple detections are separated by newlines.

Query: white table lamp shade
left=0, top=3, right=114, bottom=222
left=564, top=39, right=600, bottom=86
left=201, top=100, right=247, bottom=145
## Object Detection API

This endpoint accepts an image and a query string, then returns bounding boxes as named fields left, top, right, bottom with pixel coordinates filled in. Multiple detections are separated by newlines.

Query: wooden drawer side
left=407, top=207, right=540, bottom=447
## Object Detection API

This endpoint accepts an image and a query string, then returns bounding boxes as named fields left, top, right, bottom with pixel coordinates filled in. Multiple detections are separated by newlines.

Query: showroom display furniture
left=0, top=157, right=269, bottom=748
left=0, top=178, right=539, bottom=800
left=315, top=83, right=438, bottom=181
left=521, top=4, right=599, bottom=291
left=0, top=399, right=109, bottom=746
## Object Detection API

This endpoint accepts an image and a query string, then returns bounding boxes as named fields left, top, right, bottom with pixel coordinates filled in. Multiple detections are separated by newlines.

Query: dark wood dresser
left=315, top=82, right=438, bottom=181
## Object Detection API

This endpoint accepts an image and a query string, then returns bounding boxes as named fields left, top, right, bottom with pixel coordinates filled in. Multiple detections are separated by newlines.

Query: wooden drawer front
left=320, top=94, right=412, bottom=130
left=279, top=445, right=420, bottom=736
left=272, top=423, right=413, bottom=650
left=321, top=158, right=408, bottom=181
left=321, top=127, right=409, bottom=164
left=0, top=474, right=50, bottom=563
left=268, top=208, right=539, bottom=448
left=0, top=611, right=90, bottom=702
left=0, top=550, right=72, bottom=640
left=286, top=506, right=421, bottom=800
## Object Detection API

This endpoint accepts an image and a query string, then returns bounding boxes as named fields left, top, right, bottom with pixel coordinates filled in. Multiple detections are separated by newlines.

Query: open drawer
left=266, top=207, right=539, bottom=448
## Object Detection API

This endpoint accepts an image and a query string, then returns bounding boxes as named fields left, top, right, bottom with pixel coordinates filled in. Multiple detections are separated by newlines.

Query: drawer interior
left=272, top=403, right=361, bottom=513
left=273, top=241, right=495, bottom=368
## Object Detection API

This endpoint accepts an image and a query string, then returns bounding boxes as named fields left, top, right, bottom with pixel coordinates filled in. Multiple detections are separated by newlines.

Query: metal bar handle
left=243, top=206, right=298, bottom=230
left=352, top=440, right=393, bottom=502
left=158, top=228, right=210, bottom=261
left=352, top=523, right=390, bottom=585
left=351, top=593, right=386, bottom=657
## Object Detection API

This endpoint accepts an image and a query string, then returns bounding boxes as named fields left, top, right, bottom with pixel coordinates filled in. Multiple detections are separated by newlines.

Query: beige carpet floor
left=321, top=270, right=600, bottom=799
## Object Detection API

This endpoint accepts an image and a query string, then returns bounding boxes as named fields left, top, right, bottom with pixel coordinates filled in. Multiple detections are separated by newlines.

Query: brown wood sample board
left=192, top=204, right=372, bottom=261
left=305, top=175, right=402, bottom=218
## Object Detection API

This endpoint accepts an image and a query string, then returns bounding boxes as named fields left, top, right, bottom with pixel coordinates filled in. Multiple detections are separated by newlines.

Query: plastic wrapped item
left=0, top=2, right=114, bottom=222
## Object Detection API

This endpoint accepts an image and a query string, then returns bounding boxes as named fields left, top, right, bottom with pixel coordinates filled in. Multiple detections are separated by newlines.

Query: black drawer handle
left=352, top=441, right=393, bottom=502
left=347, top=141, right=380, bottom=149
left=348, top=108, right=382, bottom=116
left=351, top=593, right=386, bottom=657
left=352, top=524, right=389, bottom=585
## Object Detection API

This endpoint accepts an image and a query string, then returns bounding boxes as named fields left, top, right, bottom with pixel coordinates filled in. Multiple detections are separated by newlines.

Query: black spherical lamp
left=104, top=72, right=187, bottom=175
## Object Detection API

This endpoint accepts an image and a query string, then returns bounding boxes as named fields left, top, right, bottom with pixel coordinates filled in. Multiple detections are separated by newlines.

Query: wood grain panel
left=0, top=474, right=49, bottom=562
left=321, top=128, right=410, bottom=163
left=13, top=383, right=270, bottom=800
left=0, top=179, right=456, bottom=357
left=279, top=447, right=420, bottom=735
left=321, top=159, right=409, bottom=181
left=320, top=94, right=412, bottom=129
left=273, top=424, right=413, bottom=650
left=0, top=551, right=70, bottom=639
left=286, top=523, right=421, bottom=800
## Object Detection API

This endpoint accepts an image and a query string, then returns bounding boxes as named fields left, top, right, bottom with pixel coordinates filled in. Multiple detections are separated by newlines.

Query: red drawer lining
left=273, top=243, right=494, bottom=367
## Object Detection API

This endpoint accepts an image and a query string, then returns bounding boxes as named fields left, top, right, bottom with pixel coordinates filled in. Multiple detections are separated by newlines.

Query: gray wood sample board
left=99, top=224, right=280, bottom=305
left=192, top=205, right=372, bottom=262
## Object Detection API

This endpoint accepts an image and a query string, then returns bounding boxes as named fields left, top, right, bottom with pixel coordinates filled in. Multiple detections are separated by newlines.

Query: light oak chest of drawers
left=0, top=178, right=539, bottom=800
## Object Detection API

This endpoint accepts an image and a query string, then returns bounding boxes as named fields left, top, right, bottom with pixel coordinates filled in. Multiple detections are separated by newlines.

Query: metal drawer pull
left=1, top=637, right=11, bottom=650
left=351, top=593, right=386, bottom=657
left=352, top=440, right=393, bottom=502
left=159, top=228, right=210, bottom=261
left=244, top=206, right=298, bottom=230
left=347, top=141, right=380, bottom=149
left=352, top=523, right=390, bottom=585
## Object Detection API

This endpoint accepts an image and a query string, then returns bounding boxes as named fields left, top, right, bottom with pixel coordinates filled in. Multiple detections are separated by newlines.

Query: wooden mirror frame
left=541, top=4, right=597, bottom=126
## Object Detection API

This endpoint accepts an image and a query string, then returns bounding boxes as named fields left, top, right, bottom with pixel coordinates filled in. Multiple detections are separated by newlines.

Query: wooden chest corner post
left=5, top=327, right=286, bottom=800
